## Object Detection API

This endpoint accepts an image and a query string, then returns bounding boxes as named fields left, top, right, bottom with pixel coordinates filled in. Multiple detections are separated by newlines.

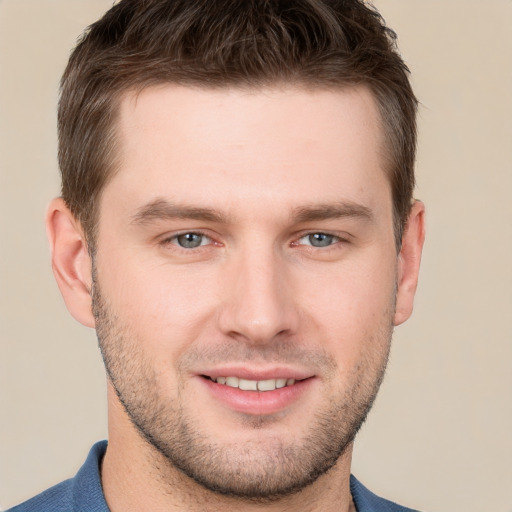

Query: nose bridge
left=219, top=240, right=298, bottom=344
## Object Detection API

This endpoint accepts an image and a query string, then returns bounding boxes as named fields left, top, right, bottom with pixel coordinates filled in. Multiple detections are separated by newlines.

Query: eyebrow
left=291, top=202, right=374, bottom=224
left=130, top=199, right=230, bottom=225
left=130, top=198, right=374, bottom=226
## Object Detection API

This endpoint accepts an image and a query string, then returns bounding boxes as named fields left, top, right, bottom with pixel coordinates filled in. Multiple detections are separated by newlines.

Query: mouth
left=203, top=375, right=300, bottom=392
left=197, top=370, right=315, bottom=415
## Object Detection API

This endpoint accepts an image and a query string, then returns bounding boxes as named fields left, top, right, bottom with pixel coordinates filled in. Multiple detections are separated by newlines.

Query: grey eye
left=175, top=233, right=207, bottom=248
left=300, top=233, right=337, bottom=247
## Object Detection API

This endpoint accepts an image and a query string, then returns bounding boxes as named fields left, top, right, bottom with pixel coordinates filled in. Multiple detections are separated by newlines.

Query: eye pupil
left=177, top=233, right=203, bottom=248
left=309, top=233, right=333, bottom=247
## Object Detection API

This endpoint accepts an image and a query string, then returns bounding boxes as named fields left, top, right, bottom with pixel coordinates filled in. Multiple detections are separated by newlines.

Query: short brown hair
left=59, top=0, right=417, bottom=251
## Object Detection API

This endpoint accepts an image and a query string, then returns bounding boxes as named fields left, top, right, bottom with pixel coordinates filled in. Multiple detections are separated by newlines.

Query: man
left=8, top=0, right=425, bottom=511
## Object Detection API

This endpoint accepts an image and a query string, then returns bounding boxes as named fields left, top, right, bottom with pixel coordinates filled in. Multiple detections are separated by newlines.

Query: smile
left=199, top=373, right=315, bottom=415
left=209, top=376, right=297, bottom=392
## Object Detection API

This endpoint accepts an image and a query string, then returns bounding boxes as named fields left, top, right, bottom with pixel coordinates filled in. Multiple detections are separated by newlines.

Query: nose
left=217, top=245, right=300, bottom=345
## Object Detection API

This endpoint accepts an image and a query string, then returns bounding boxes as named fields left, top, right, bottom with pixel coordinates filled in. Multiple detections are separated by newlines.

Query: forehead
left=118, top=84, right=384, bottom=158
left=106, top=84, right=390, bottom=222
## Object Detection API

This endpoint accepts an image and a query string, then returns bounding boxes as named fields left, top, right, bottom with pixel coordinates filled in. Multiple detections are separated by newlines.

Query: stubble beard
left=92, top=272, right=393, bottom=502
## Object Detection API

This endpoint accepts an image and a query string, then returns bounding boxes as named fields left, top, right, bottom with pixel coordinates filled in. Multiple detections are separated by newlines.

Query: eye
left=298, top=233, right=339, bottom=248
left=172, top=232, right=211, bottom=249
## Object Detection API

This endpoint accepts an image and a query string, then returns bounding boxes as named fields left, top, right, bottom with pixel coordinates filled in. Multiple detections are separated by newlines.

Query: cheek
left=97, top=255, right=220, bottom=348
left=299, top=254, right=396, bottom=314
left=295, top=257, right=396, bottom=360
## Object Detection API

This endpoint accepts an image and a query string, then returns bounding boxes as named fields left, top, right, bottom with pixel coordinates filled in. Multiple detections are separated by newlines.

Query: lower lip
left=198, top=376, right=315, bottom=416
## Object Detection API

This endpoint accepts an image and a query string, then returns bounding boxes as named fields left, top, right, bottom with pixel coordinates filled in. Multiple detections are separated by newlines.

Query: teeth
left=225, top=376, right=239, bottom=388
left=257, top=379, right=277, bottom=391
left=239, top=378, right=258, bottom=391
left=213, top=376, right=298, bottom=392
left=276, top=378, right=287, bottom=389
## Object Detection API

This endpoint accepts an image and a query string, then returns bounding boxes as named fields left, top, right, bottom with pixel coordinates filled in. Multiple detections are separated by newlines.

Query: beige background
left=1, top=1, right=511, bottom=511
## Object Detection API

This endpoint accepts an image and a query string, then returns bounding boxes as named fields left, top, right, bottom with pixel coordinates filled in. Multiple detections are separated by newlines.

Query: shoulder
left=6, top=479, right=74, bottom=512
left=5, top=441, right=109, bottom=512
left=350, top=475, right=422, bottom=512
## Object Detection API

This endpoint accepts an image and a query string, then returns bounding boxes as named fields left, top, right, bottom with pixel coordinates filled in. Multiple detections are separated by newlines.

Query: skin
left=47, top=85, right=425, bottom=512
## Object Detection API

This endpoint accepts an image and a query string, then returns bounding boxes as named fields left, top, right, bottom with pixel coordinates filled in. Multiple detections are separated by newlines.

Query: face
left=92, top=85, right=400, bottom=499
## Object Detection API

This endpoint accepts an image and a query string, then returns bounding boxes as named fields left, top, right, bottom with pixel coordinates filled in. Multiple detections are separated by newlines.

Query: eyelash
left=160, top=230, right=347, bottom=251
left=294, top=232, right=342, bottom=248
left=160, top=230, right=214, bottom=249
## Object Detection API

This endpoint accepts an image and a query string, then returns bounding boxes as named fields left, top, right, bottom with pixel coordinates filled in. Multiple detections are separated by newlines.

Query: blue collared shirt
left=7, top=441, right=420, bottom=511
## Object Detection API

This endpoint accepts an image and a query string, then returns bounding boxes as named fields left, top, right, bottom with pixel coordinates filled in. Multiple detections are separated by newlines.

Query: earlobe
left=46, top=198, right=95, bottom=328
left=394, top=200, right=426, bottom=326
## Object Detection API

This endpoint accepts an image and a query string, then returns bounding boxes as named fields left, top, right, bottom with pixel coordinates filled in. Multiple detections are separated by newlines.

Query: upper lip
left=197, top=366, right=315, bottom=381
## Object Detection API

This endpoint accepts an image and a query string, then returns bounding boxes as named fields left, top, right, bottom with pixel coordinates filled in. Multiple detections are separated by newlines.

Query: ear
left=46, top=197, right=95, bottom=328
left=394, top=200, right=426, bottom=326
